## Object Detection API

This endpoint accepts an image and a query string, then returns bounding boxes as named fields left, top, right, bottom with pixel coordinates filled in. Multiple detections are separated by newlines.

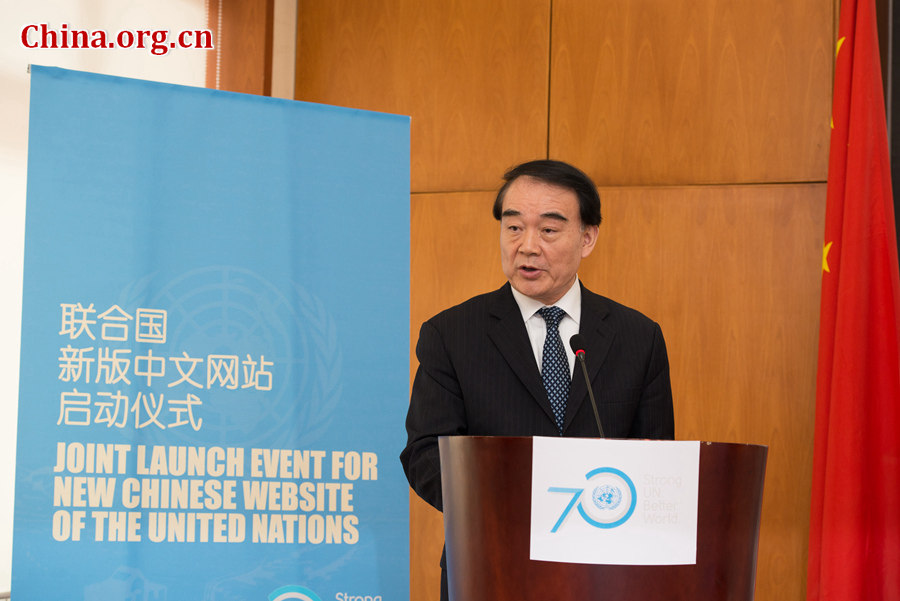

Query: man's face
left=499, top=176, right=598, bottom=305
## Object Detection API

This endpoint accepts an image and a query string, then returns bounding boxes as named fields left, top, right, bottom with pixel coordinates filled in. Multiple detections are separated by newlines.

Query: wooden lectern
left=438, top=436, right=767, bottom=601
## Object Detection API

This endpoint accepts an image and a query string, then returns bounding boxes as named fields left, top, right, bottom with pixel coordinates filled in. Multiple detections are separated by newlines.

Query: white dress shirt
left=510, top=277, right=581, bottom=377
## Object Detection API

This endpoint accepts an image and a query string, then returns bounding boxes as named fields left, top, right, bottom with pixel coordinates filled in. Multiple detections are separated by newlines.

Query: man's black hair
left=492, top=159, right=602, bottom=226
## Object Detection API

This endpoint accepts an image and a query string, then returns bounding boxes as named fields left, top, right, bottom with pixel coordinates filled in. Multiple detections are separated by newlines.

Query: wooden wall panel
left=411, top=192, right=505, bottom=331
left=206, top=0, right=274, bottom=95
left=549, top=0, right=832, bottom=185
left=295, top=0, right=551, bottom=193
left=580, top=184, right=826, bottom=601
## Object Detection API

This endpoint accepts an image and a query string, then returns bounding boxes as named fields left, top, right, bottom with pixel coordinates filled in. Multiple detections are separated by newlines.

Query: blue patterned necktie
left=538, top=306, right=569, bottom=433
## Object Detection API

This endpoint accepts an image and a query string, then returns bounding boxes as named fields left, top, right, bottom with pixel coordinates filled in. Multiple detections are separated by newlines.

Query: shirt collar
left=510, top=277, right=582, bottom=325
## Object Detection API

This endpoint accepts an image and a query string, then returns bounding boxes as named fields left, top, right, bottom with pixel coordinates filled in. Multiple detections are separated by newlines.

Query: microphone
left=569, top=334, right=605, bottom=438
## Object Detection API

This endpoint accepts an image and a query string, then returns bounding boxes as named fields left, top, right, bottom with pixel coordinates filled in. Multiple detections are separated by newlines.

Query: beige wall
left=216, top=1, right=833, bottom=598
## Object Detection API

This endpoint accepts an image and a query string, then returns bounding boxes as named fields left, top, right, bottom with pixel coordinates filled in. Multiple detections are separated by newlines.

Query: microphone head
left=569, top=334, right=587, bottom=355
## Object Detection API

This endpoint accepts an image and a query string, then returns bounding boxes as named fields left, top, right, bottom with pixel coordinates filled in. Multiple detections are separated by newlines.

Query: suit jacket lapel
left=564, top=284, right=614, bottom=432
left=486, top=284, right=558, bottom=424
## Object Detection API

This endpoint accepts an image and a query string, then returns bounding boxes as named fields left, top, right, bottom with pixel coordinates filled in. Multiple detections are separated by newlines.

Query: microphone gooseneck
left=569, top=334, right=605, bottom=438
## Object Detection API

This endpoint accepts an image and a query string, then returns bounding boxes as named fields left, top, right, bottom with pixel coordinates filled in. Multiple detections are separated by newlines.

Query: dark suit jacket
left=400, top=282, right=675, bottom=511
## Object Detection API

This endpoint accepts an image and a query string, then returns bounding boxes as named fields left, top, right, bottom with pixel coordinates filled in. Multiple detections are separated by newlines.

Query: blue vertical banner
left=13, top=66, right=410, bottom=601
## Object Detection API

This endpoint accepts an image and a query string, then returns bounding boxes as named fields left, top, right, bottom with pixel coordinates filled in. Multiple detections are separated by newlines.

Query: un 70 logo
left=548, top=467, right=637, bottom=532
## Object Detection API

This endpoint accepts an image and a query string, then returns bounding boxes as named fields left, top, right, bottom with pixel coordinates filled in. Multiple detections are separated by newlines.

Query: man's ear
left=581, top=225, right=599, bottom=258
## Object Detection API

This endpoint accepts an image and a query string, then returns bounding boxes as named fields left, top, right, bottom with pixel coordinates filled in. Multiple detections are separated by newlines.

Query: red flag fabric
left=807, top=0, right=900, bottom=599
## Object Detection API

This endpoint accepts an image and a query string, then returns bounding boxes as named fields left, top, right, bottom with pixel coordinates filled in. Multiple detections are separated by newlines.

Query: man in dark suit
left=400, top=159, right=674, bottom=600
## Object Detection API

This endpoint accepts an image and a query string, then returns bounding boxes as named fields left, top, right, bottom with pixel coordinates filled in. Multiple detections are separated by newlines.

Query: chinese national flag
left=807, top=0, right=900, bottom=598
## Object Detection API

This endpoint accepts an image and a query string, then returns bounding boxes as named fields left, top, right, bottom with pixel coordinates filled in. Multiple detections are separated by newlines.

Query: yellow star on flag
left=831, top=38, right=846, bottom=130
left=823, top=241, right=833, bottom=273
